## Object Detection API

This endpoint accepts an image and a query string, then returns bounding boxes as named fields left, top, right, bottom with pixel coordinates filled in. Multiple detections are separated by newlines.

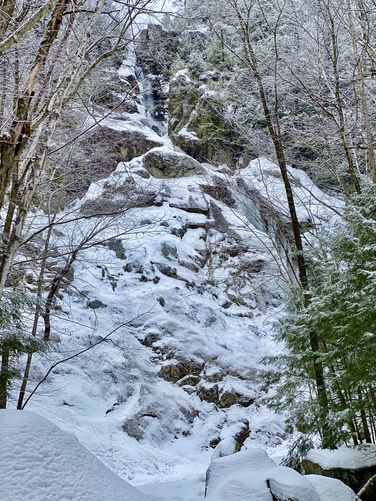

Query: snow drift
left=0, top=410, right=149, bottom=501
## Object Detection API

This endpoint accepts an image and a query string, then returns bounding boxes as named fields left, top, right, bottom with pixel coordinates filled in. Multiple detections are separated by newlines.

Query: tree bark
left=0, top=344, right=9, bottom=408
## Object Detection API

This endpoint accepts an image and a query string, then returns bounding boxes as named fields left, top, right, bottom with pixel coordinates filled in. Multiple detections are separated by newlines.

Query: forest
left=0, top=1, right=375, bottom=500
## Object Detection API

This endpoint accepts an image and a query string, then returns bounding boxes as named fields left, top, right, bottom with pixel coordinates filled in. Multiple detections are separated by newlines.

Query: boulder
left=306, top=475, right=357, bottom=501
left=142, top=148, right=204, bottom=178
left=197, top=381, right=255, bottom=408
left=212, top=421, right=250, bottom=458
left=302, top=446, right=376, bottom=501
left=205, top=448, right=315, bottom=501
left=84, top=126, right=164, bottom=166
left=205, top=448, right=356, bottom=501
left=219, top=390, right=255, bottom=409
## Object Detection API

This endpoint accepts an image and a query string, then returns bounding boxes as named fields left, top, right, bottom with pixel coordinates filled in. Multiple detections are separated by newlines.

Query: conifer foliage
left=269, top=181, right=376, bottom=448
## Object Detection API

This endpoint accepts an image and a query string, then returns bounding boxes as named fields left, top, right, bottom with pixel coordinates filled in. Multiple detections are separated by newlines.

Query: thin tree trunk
left=346, top=0, right=376, bottom=183
left=17, top=219, right=54, bottom=409
left=0, top=0, right=16, bottom=40
left=0, top=344, right=9, bottom=408
left=43, top=250, right=78, bottom=341
left=328, top=11, right=361, bottom=193
left=358, top=389, right=372, bottom=443
left=232, top=1, right=330, bottom=445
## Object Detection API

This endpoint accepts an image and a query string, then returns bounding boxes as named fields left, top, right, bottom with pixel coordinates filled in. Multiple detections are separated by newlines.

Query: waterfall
left=135, top=64, right=167, bottom=137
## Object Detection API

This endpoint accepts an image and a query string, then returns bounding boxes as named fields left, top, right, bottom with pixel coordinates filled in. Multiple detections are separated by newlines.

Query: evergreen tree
left=268, top=180, right=376, bottom=448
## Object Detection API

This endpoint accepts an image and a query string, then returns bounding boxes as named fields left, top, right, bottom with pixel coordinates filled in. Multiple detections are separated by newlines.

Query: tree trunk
left=0, top=344, right=9, bottom=408
left=17, top=220, right=54, bottom=409
left=235, top=3, right=330, bottom=444
left=0, top=0, right=16, bottom=40
left=346, top=0, right=376, bottom=183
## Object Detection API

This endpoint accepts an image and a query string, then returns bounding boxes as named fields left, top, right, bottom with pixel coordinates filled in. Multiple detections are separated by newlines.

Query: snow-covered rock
left=7, top=31, right=343, bottom=500
left=143, top=147, right=204, bottom=178
left=303, top=446, right=376, bottom=501
left=0, top=410, right=149, bottom=501
left=305, top=446, right=376, bottom=470
left=204, top=448, right=356, bottom=501
left=306, top=475, right=356, bottom=501
left=239, top=156, right=343, bottom=226
left=205, top=448, right=317, bottom=501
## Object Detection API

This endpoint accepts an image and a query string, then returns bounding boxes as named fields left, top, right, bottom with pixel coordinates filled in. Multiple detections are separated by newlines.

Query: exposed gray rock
left=87, top=300, right=107, bottom=309
left=197, top=382, right=255, bottom=408
left=122, top=414, right=155, bottom=441
left=160, top=359, right=204, bottom=383
left=161, top=242, right=178, bottom=260
left=177, top=375, right=201, bottom=387
left=155, top=263, right=177, bottom=278
left=233, top=419, right=250, bottom=452
left=143, top=149, right=204, bottom=178
left=197, top=383, right=219, bottom=405
left=106, top=239, right=127, bottom=260
left=61, top=125, right=163, bottom=200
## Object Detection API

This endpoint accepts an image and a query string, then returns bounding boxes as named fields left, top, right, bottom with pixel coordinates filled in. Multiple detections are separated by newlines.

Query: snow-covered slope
left=0, top=410, right=148, bottom=501
left=19, top=143, right=287, bottom=492
left=7, top=41, right=342, bottom=500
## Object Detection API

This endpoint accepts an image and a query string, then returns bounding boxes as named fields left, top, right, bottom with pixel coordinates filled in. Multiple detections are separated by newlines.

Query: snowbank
left=0, top=410, right=149, bottom=501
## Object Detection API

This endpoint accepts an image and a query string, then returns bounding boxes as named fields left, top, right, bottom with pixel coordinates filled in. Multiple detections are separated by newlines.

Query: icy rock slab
left=205, top=447, right=356, bottom=501
left=0, top=410, right=149, bottom=501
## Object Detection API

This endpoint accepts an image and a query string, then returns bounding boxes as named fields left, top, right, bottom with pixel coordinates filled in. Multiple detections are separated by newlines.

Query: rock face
left=135, top=24, right=251, bottom=167
left=83, top=125, right=164, bottom=170
left=60, top=124, right=164, bottom=200
left=169, top=73, right=251, bottom=166
left=159, top=358, right=204, bottom=382
left=197, top=381, right=255, bottom=408
left=142, top=148, right=204, bottom=178
left=302, top=446, right=376, bottom=501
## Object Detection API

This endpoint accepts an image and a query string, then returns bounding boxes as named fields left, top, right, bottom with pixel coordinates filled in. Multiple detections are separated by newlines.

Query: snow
left=139, top=476, right=205, bottom=501
left=205, top=448, right=321, bottom=501
left=240, top=157, right=344, bottom=226
left=178, top=127, right=199, bottom=141
left=171, top=68, right=192, bottom=83
left=15, top=147, right=287, bottom=493
left=0, top=410, right=149, bottom=501
left=306, top=475, right=356, bottom=501
left=205, top=449, right=356, bottom=501
left=306, top=445, right=376, bottom=470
